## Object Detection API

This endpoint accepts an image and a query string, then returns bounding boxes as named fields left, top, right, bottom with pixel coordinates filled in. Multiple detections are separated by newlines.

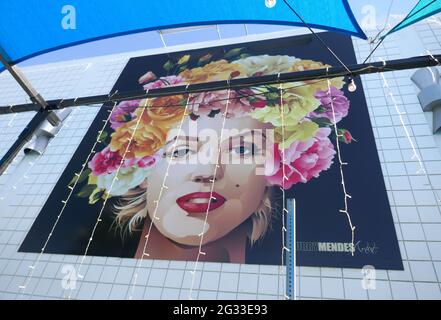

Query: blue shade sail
left=0, top=0, right=365, bottom=69
left=384, top=0, right=441, bottom=37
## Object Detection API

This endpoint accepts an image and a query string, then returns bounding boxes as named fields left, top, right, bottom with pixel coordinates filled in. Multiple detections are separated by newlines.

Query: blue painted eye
left=232, top=144, right=257, bottom=156
left=164, top=146, right=192, bottom=158
left=172, top=147, right=190, bottom=158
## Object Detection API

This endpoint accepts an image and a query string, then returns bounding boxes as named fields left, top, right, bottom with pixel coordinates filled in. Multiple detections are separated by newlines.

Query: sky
left=18, top=0, right=419, bottom=67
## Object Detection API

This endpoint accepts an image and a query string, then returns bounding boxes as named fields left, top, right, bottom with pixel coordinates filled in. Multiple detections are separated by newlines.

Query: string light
left=326, top=75, right=356, bottom=256
left=0, top=108, right=78, bottom=204
left=22, top=69, right=383, bottom=115
left=347, top=78, right=357, bottom=92
left=265, top=0, right=277, bottom=8
left=1, top=108, right=74, bottom=203
left=17, top=102, right=116, bottom=299
left=127, top=89, right=191, bottom=300
left=379, top=59, right=441, bottom=206
left=7, top=112, right=17, bottom=127
left=188, top=88, right=231, bottom=300
left=278, top=82, right=289, bottom=300
left=67, top=97, right=149, bottom=299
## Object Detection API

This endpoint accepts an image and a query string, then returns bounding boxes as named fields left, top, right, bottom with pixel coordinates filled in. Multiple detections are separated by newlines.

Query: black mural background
left=20, top=32, right=403, bottom=270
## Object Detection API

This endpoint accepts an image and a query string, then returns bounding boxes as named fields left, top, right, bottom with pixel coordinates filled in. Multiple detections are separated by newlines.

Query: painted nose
left=191, top=163, right=224, bottom=183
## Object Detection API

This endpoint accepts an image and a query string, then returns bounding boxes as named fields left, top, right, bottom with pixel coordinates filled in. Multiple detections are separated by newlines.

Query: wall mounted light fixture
left=24, top=109, right=72, bottom=155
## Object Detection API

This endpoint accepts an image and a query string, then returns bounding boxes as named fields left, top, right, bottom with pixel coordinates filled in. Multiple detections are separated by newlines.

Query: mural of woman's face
left=146, top=115, right=274, bottom=245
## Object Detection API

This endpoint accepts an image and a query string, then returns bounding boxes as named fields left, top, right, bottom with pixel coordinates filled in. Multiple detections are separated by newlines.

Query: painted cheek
left=162, top=203, right=209, bottom=238
left=207, top=199, right=244, bottom=240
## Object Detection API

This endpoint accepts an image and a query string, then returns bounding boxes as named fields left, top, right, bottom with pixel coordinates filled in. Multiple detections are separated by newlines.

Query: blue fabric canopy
left=385, top=0, right=441, bottom=37
left=0, top=0, right=365, bottom=71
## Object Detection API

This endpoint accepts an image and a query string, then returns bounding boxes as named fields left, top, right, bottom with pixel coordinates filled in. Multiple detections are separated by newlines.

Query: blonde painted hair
left=113, top=186, right=277, bottom=245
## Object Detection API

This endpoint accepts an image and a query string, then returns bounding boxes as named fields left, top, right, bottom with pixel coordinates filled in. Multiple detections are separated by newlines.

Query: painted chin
left=176, top=192, right=227, bottom=215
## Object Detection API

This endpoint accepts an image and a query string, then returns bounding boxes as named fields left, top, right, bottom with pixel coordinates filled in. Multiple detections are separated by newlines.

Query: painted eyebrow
left=164, top=136, right=198, bottom=148
left=164, top=130, right=267, bottom=147
left=226, top=130, right=267, bottom=142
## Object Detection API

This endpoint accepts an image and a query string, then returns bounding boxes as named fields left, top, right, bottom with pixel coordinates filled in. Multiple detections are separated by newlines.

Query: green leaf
left=97, top=130, right=108, bottom=143
left=239, top=53, right=251, bottom=59
left=69, top=168, right=92, bottom=187
left=312, top=117, right=332, bottom=128
left=313, top=105, right=327, bottom=114
left=224, top=48, right=244, bottom=59
left=89, top=188, right=105, bottom=204
left=76, top=183, right=97, bottom=198
left=267, top=92, right=280, bottom=101
left=337, top=129, right=356, bottom=144
left=163, top=60, right=174, bottom=72
left=197, top=53, right=213, bottom=66
left=177, top=65, right=188, bottom=74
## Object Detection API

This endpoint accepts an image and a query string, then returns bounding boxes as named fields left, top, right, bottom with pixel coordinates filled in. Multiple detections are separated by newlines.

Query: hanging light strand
left=326, top=76, right=356, bottom=256
left=379, top=61, right=441, bottom=206
left=18, top=103, right=114, bottom=298
left=66, top=97, right=148, bottom=299
left=127, top=90, right=191, bottom=300
left=1, top=106, right=77, bottom=202
left=188, top=88, right=231, bottom=300
left=278, top=82, right=290, bottom=300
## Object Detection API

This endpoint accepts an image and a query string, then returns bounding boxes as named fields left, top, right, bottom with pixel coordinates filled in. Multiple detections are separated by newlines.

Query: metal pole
left=0, top=52, right=62, bottom=175
left=1, top=54, right=440, bottom=115
left=286, top=198, right=296, bottom=300
left=0, top=52, right=60, bottom=126
left=0, top=54, right=440, bottom=176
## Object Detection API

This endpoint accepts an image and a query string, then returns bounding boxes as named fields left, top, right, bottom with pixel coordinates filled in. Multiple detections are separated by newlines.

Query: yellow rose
left=179, top=60, right=246, bottom=84
left=110, top=119, right=167, bottom=158
left=251, top=86, right=320, bottom=127
left=275, top=121, right=319, bottom=149
left=139, top=95, right=187, bottom=128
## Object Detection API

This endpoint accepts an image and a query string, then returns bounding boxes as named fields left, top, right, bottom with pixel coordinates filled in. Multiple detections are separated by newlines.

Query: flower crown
left=73, top=50, right=354, bottom=204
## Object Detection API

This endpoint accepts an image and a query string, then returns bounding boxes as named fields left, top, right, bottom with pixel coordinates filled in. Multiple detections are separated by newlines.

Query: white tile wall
left=1, top=16, right=441, bottom=300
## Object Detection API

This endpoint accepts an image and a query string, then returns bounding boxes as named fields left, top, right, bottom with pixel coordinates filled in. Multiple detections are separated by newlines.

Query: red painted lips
left=176, top=192, right=226, bottom=214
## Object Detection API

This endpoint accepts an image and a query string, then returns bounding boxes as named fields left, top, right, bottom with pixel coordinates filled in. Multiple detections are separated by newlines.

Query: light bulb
left=348, top=78, right=357, bottom=92
left=265, top=0, right=277, bottom=8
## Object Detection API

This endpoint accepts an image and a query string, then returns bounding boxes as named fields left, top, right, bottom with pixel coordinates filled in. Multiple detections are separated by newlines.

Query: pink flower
left=123, top=154, right=159, bottom=169
left=143, top=75, right=184, bottom=91
left=250, top=100, right=267, bottom=109
left=344, top=131, right=352, bottom=143
left=189, top=90, right=229, bottom=116
left=138, top=71, right=157, bottom=84
left=266, top=128, right=336, bottom=189
left=189, top=89, right=265, bottom=118
left=89, top=147, right=123, bottom=176
left=310, top=86, right=350, bottom=123
left=110, top=100, right=140, bottom=130
left=89, top=148, right=160, bottom=176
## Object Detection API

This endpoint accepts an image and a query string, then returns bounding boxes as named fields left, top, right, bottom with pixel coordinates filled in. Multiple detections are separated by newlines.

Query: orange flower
left=137, top=95, right=187, bottom=128
left=291, top=59, right=329, bottom=72
left=290, top=60, right=344, bottom=91
left=110, top=118, right=167, bottom=159
left=179, top=59, right=246, bottom=84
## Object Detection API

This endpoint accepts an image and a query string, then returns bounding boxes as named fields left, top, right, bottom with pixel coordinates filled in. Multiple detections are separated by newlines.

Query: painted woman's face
left=146, top=115, right=274, bottom=245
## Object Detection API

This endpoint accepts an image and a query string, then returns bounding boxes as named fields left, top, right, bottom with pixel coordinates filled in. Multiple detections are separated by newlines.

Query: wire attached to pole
left=282, top=0, right=353, bottom=76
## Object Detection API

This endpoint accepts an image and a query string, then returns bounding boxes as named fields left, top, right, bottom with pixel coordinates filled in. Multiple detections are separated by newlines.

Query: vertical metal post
left=286, top=198, right=296, bottom=300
